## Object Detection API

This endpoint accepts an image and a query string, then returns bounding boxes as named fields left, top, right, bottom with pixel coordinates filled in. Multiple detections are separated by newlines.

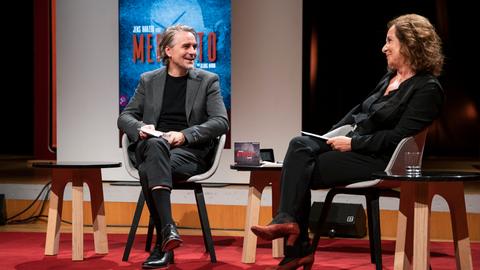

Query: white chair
left=121, top=133, right=226, bottom=263
left=310, top=125, right=428, bottom=270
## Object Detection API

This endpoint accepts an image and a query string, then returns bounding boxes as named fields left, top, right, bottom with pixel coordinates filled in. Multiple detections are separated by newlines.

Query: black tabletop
left=373, top=170, right=480, bottom=182
left=32, top=161, right=122, bottom=169
left=230, top=163, right=282, bottom=171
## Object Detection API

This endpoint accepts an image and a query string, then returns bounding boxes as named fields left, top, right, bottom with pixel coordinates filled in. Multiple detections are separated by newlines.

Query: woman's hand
left=326, top=136, right=352, bottom=152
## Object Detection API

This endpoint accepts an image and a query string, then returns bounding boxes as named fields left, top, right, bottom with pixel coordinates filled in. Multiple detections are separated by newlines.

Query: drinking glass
left=405, top=151, right=421, bottom=176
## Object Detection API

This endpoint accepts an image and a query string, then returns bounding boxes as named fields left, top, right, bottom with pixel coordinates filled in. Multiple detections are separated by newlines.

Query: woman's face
left=382, top=26, right=407, bottom=70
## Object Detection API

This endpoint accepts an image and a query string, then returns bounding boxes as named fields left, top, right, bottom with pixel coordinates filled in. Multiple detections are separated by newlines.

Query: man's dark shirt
left=157, top=74, right=188, bottom=132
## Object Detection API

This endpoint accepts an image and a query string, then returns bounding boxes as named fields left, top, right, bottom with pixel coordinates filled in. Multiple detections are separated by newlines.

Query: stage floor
left=1, top=231, right=479, bottom=270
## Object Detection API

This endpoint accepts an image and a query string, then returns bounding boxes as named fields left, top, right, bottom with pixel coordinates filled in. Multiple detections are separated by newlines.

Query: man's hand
left=326, top=136, right=352, bottom=152
left=138, top=124, right=155, bottom=140
left=162, top=131, right=186, bottom=147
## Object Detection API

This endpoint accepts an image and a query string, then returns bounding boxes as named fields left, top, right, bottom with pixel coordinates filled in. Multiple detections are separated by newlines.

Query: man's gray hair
left=158, top=25, right=197, bottom=66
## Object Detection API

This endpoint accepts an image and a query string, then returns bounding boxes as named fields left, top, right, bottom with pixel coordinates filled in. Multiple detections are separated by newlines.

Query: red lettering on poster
left=208, top=32, right=216, bottom=62
left=133, top=32, right=217, bottom=64
left=133, top=34, right=144, bottom=63
left=197, top=32, right=204, bottom=62
left=156, top=34, right=162, bottom=62
left=146, top=34, right=154, bottom=63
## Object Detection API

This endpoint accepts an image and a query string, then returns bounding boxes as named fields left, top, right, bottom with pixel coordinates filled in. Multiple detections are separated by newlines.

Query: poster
left=119, top=0, right=231, bottom=113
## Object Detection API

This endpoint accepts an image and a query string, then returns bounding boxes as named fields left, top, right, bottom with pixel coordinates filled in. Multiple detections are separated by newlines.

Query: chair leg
left=193, top=184, right=217, bottom=263
left=366, top=195, right=375, bottom=263
left=311, top=189, right=337, bottom=252
left=145, top=216, right=155, bottom=252
left=122, top=191, right=146, bottom=262
left=311, top=188, right=395, bottom=268
left=366, top=192, right=382, bottom=270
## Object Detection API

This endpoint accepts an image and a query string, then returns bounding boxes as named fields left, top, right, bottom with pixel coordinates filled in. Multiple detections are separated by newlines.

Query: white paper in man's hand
left=139, top=126, right=164, bottom=137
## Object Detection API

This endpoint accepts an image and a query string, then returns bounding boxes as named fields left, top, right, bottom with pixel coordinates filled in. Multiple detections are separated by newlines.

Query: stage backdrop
left=119, top=0, right=231, bottom=135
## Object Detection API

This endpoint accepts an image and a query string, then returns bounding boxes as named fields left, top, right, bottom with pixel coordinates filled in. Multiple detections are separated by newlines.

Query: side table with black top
left=230, top=163, right=284, bottom=263
left=372, top=171, right=480, bottom=270
left=32, top=162, right=121, bottom=261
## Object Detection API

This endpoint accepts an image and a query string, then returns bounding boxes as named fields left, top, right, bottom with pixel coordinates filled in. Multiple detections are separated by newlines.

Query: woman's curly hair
left=388, top=14, right=444, bottom=76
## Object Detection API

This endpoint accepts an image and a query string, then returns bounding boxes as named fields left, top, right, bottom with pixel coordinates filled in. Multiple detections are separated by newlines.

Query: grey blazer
left=118, top=67, right=229, bottom=151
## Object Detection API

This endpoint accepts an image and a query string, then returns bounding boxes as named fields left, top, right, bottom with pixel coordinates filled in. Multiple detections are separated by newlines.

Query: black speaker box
left=309, top=201, right=366, bottom=238
left=0, top=194, right=6, bottom=225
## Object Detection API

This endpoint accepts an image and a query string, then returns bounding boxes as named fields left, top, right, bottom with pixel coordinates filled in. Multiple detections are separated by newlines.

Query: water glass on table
left=405, top=151, right=421, bottom=176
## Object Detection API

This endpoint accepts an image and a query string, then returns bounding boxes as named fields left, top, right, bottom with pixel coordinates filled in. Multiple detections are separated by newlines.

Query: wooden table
left=373, top=171, right=480, bottom=270
left=231, top=164, right=284, bottom=263
left=33, top=161, right=121, bottom=261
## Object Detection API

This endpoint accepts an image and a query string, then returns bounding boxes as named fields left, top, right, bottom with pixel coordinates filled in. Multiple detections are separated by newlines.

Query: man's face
left=165, top=31, right=197, bottom=75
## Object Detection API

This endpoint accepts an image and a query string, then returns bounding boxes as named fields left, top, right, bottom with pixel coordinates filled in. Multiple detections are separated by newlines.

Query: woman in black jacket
left=252, top=14, right=445, bottom=270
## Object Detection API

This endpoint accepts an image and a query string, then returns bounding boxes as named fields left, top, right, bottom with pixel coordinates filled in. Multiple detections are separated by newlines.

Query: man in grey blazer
left=118, top=25, right=229, bottom=269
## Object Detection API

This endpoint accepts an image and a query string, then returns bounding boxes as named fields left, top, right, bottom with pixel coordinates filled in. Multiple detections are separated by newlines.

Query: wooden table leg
left=395, top=181, right=474, bottom=270
left=84, top=169, right=108, bottom=254
left=430, top=182, right=473, bottom=270
left=412, top=182, right=430, bottom=270
left=242, top=184, right=262, bottom=263
left=242, top=170, right=283, bottom=263
left=44, top=170, right=69, bottom=256
left=271, top=171, right=284, bottom=258
left=272, top=239, right=284, bottom=258
left=72, top=171, right=84, bottom=261
left=39, top=162, right=118, bottom=261
left=394, top=182, right=415, bottom=270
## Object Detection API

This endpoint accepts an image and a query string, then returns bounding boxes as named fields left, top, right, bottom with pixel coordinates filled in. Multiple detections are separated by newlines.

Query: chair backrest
left=185, top=134, right=226, bottom=182
left=344, top=128, right=428, bottom=189
left=122, top=133, right=140, bottom=180
left=384, top=129, right=428, bottom=174
left=121, top=133, right=226, bottom=182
